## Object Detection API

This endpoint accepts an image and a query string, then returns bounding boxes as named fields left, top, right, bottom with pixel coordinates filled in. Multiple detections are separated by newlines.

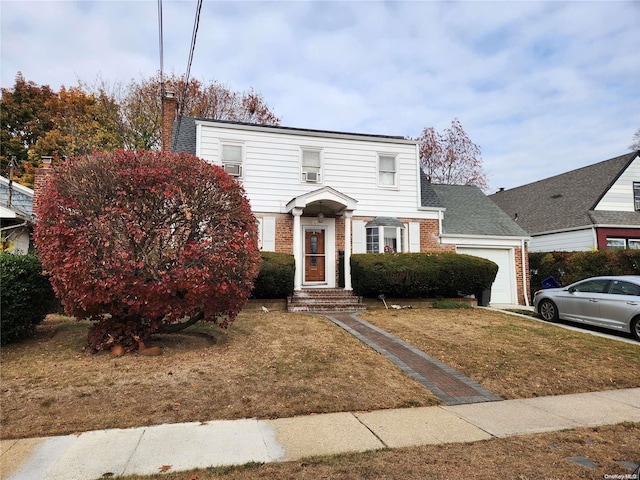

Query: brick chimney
left=32, top=167, right=53, bottom=216
left=161, top=90, right=177, bottom=152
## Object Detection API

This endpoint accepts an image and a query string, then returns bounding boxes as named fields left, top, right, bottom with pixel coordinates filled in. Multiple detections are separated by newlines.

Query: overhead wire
left=172, top=0, right=203, bottom=152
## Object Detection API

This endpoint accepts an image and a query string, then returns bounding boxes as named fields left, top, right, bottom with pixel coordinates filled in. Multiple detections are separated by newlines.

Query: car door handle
left=589, top=299, right=599, bottom=303
left=627, top=301, right=639, bottom=305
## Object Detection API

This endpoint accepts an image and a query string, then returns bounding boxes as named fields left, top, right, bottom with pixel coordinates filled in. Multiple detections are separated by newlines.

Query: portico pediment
left=286, top=186, right=358, bottom=214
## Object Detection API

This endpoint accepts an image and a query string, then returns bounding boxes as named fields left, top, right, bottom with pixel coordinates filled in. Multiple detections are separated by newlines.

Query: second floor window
left=301, top=149, right=322, bottom=183
left=378, top=154, right=397, bottom=187
left=221, top=144, right=243, bottom=178
left=634, top=182, right=640, bottom=211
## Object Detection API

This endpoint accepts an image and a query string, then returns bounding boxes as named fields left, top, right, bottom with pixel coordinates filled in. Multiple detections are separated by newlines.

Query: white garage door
left=457, top=247, right=514, bottom=304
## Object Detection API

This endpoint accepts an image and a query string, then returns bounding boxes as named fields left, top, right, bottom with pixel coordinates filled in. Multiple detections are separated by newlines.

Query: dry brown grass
left=0, top=312, right=437, bottom=440
left=117, top=423, right=640, bottom=480
left=1, top=308, right=639, bottom=443
left=361, top=308, right=640, bottom=398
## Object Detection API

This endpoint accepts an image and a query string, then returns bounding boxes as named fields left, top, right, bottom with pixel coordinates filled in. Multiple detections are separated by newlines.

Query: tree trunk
left=158, top=311, right=204, bottom=334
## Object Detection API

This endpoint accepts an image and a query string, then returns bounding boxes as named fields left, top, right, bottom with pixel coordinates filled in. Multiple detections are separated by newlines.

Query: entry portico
left=286, top=186, right=357, bottom=291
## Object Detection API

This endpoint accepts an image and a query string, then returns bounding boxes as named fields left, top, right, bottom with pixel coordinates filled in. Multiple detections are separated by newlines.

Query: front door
left=304, top=229, right=325, bottom=283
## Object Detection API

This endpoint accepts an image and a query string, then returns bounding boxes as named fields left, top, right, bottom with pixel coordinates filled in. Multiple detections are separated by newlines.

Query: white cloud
left=1, top=0, right=638, bottom=190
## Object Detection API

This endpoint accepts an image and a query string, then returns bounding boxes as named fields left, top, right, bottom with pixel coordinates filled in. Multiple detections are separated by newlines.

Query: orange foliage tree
left=416, top=119, right=489, bottom=191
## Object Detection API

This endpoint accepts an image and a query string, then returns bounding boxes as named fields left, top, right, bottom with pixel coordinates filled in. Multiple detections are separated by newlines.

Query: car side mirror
left=568, top=287, right=576, bottom=293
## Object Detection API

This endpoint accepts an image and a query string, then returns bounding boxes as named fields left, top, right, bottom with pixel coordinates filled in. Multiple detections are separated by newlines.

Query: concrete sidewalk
left=2, top=388, right=639, bottom=480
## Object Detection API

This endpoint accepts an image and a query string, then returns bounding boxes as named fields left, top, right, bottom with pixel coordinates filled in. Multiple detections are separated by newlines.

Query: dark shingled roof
left=489, top=151, right=640, bottom=234
left=431, top=184, right=529, bottom=237
left=171, top=117, right=197, bottom=155
left=170, top=116, right=412, bottom=156
left=420, top=171, right=445, bottom=209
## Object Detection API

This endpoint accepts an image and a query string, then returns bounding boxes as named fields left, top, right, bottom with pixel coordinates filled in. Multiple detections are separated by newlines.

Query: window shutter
left=262, top=216, right=276, bottom=252
left=352, top=220, right=364, bottom=253
left=409, top=222, right=421, bottom=252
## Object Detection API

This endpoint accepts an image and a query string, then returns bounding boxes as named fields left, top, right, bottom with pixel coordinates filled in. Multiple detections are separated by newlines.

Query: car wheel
left=538, top=299, right=559, bottom=322
left=631, top=316, right=640, bottom=342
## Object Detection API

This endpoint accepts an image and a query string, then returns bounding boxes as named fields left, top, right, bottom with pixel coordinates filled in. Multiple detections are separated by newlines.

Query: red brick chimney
left=161, top=91, right=177, bottom=152
left=32, top=167, right=53, bottom=216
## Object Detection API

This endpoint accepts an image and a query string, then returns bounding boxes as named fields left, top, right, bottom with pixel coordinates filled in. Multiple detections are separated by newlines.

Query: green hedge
left=351, top=253, right=498, bottom=299
left=530, top=250, right=640, bottom=297
left=250, top=252, right=295, bottom=299
left=0, top=253, right=56, bottom=345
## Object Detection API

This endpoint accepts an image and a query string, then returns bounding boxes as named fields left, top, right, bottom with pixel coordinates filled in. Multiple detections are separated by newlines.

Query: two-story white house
left=164, top=100, right=530, bottom=306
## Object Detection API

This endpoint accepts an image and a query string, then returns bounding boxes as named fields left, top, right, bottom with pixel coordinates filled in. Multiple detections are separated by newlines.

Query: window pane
left=574, top=279, right=609, bottom=293
left=607, top=238, right=626, bottom=250
left=629, top=239, right=640, bottom=250
left=366, top=227, right=379, bottom=253
left=379, top=172, right=396, bottom=186
left=222, top=144, right=242, bottom=162
left=302, top=150, right=321, bottom=167
left=634, top=182, right=640, bottom=211
left=379, top=156, right=395, bottom=172
left=610, top=280, right=640, bottom=296
left=383, top=227, right=397, bottom=253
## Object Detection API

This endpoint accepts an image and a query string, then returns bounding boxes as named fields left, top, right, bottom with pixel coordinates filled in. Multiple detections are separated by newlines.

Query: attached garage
left=429, top=184, right=530, bottom=306
left=456, top=247, right=515, bottom=305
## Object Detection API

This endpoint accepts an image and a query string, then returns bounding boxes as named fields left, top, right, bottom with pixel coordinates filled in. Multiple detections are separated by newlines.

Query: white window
left=301, top=149, right=322, bottom=183
left=366, top=226, right=406, bottom=253
left=606, top=238, right=626, bottom=250
left=378, top=154, right=397, bottom=187
left=221, top=143, right=243, bottom=178
left=629, top=239, right=640, bottom=250
left=634, top=182, right=640, bottom=211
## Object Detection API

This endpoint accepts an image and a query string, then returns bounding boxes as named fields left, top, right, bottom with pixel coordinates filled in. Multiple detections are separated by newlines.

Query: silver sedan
left=533, top=275, right=640, bottom=341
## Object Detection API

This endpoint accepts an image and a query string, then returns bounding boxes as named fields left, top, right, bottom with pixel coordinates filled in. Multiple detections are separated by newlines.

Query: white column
left=292, top=208, right=303, bottom=291
left=343, top=211, right=352, bottom=290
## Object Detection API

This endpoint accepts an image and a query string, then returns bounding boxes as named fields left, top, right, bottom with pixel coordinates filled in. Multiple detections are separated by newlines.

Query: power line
left=158, top=0, right=164, bottom=94
left=172, top=0, right=203, bottom=152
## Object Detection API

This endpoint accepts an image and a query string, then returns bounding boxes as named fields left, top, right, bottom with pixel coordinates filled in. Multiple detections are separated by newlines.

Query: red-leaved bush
left=34, top=150, right=261, bottom=351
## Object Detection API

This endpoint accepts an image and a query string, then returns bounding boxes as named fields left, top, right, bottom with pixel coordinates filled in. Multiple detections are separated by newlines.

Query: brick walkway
left=325, top=312, right=502, bottom=406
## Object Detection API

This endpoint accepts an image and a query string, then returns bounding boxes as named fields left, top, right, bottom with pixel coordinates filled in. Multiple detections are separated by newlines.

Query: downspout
left=521, top=238, right=530, bottom=306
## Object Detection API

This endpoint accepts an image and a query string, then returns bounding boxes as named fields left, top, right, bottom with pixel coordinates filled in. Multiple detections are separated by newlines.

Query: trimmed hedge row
left=1, top=253, right=57, bottom=345
left=530, top=250, right=640, bottom=296
left=250, top=252, right=295, bottom=299
left=351, top=253, right=498, bottom=299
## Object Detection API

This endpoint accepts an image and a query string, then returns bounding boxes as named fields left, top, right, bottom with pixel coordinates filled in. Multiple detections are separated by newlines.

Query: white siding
left=594, top=155, right=640, bottom=211
left=196, top=121, right=437, bottom=219
left=529, top=229, right=595, bottom=252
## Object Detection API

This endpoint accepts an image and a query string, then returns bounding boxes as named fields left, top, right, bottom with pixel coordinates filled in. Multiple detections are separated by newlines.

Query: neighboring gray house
left=0, top=176, right=34, bottom=254
left=490, top=151, right=640, bottom=252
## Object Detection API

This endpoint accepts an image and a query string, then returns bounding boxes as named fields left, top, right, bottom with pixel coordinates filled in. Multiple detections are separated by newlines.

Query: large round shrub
left=0, top=253, right=56, bottom=344
left=34, top=150, right=261, bottom=351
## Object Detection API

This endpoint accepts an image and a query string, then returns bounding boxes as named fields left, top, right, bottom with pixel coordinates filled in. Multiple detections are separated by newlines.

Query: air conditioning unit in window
left=224, top=163, right=242, bottom=177
left=303, top=171, right=320, bottom=183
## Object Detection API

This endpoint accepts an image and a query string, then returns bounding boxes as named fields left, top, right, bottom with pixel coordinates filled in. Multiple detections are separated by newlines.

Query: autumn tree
left=630, top=128, right=640, bottom=151
left=416, top=119, right=489, bottom=191
left=31, top=86, right=124, bottom=161
left=117, top=72, right=281, bottom=150
left=1, top=74, right=125, bottom=187
left=0, top=73, right=57, bottom=185
left=34, top=150, right=261, bottom=352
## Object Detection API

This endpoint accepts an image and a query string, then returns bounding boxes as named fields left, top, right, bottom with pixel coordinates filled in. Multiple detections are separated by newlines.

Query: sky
left=1, top=0, right=638, bottom=191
